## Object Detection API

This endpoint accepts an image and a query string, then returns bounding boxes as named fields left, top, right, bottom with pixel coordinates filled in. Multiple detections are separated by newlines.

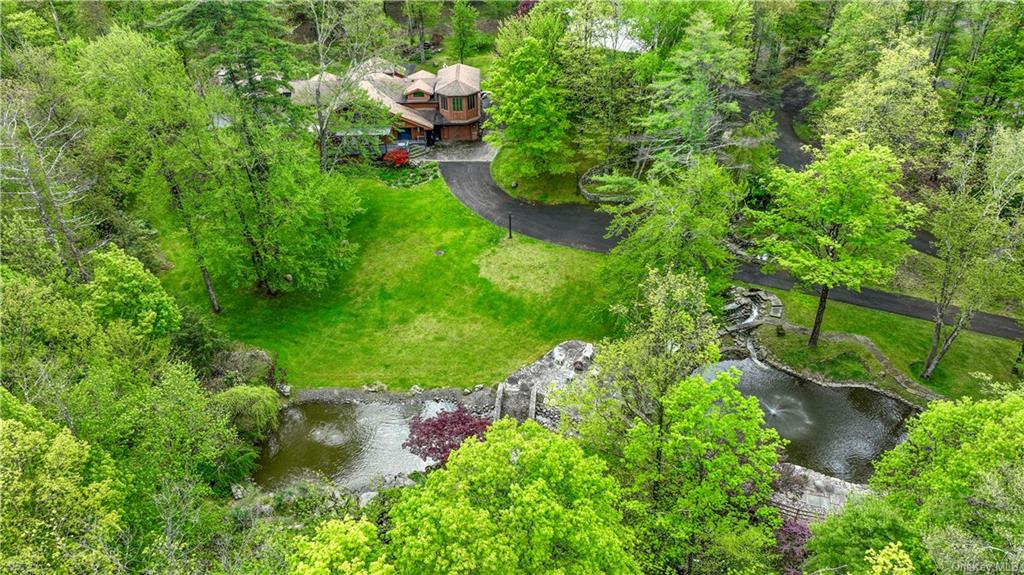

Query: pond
left=254, top=399, right=452, bottom=491
left=704, top=359, right=914, bottom=483
left=255, top=359, right=913, bottom=491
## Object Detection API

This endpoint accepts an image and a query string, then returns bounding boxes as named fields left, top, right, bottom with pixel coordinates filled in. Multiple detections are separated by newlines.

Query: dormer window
left=413, top=91, right=424, bottom=98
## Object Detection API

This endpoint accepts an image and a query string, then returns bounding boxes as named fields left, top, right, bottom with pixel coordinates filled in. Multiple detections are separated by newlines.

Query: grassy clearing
left=764, top=287, right=1018, bottom=399
left=490, top=147, right=597, bottom=205
left=754, top=324, right=924, bottom=405
left=154, top=169, right=614, bottom=390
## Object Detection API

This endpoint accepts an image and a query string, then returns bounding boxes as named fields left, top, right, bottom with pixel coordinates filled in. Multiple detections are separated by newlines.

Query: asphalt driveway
left=438, top=160, right=1022, bottom=341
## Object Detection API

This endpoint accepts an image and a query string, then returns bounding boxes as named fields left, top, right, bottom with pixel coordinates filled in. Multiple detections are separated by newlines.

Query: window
left=452, top=96, right=463, bottom=111
left=468, top=95, right=476, bottom=110
left=413, top=91, right=424, bottom=98
left=441, top=97, right=447, bottom=110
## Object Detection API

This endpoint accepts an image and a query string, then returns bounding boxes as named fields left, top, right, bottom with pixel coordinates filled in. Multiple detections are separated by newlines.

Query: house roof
left=359, top=72, right=434, bottom=129
left=404, top=78, right=434, bottom=95
left=287, top=72, right=342, bottom=106
left=434, top=64, right=480, bottom=96
left=408, top=69, right=437, bottom=81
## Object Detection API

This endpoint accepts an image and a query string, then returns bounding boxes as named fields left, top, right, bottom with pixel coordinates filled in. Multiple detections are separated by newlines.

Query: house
left=287, top=61, right=483, bottom=150
left=358, top=63, right=483, bottom=143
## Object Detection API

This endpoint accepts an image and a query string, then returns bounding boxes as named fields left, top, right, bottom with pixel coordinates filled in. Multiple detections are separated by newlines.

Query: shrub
left=382, top=149, right=409, bottom=167
left=213, top=385, right=281, bottom=443
left=403, top=405, right=490, bottom=466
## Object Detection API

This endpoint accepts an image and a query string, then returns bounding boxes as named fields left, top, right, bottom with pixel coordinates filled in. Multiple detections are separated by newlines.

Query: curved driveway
left=439, top=162, right=617, bottom=252
left=438, top=159, right=1022, bottom=341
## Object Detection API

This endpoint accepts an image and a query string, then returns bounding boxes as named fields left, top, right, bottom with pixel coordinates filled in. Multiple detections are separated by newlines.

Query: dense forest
left=1, top=1, right=1022, bottom=574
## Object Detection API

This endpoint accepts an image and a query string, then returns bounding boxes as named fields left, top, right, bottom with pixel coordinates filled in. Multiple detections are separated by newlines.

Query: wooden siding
left=439, top=94, right=480, bottom=122
left=440, top=124, right=478, bottom=141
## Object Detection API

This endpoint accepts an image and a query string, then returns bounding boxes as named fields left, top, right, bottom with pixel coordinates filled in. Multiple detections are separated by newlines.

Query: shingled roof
left=434, top=64, right=480, bottom=96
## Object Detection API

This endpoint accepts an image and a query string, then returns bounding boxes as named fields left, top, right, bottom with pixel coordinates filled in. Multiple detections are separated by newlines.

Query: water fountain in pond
left=703, top=359, right=913, bottom=483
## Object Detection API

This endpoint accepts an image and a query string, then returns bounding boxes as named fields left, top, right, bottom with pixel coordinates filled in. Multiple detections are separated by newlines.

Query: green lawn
left=765, top=287, right=1019, bottom=399
left=490, top=147, right=595, bottom=205
left=153, top=169, right=614, bottom=390
left=755, top=324, right=925, bottom=406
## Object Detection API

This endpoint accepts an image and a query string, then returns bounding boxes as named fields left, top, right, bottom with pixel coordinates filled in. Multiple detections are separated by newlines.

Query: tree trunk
left=923, top=315, right=945, bottom=372
left=200, top=265, right=221, bottom=314
left=808, top=285, right=830, bottom=347
left=47, top=0, right=65, bottom=44
left=921, top=321, right=964, bottom=379
left=418, top=20, right=426, bottom=62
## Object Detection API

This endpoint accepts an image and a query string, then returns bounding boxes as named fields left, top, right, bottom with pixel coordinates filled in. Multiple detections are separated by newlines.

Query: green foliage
left=810, top=391, right=1024, bottom=573
left=753, top=135, right=921, bottom=343
left=921, top=125, right=1024, bottom=378
left=624, top=0, right=752, bottom=78
left=450, top=0, right=478, bottom=63
left=805, top=496, right=930, bottom=574
left=557, top=270, right=718, bottom=459
left=823, top=35, right=946, bottom=176
left=88, top=245, right=182, bottom=337
left=756, top=135, right=918, bottom=292
left=292, top=517, right=394, bottom=575
left=623, top=370, right=783, bottom=574
left=171, top=306, right=231, bottom=376
left=0, top=268, right=99, bottom=414
left=872, top=392, right=1024, bottom=538
left=641, top=10, right=750, bottom=156
left=0, top=389, right=122, bottom=575
left=486, top=13, right=574, bottom=178
left=604, top=155, right=743, bottom=301
left=807, top=0, right=908, bottom=119
left=864, top=542, right=917, bottom=575
left=389, top=419, right=638, bottom=574
left=213, top=385, right=281, bottom=443
left=160, top=0, right=297, bottom=120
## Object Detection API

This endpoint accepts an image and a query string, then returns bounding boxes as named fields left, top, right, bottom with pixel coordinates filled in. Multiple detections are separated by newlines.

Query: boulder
left=358, top=491, right=378, bottom=508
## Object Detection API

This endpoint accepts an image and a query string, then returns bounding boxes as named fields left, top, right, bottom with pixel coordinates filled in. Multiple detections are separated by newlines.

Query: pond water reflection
left=704, top=359, right=913, bottom=483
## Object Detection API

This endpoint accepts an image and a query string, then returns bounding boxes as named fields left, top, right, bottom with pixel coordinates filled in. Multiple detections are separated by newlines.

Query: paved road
left=439, top=161, right=1022, bottom=341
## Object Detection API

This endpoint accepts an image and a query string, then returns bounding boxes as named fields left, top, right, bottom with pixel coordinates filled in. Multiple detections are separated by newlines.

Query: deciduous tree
left=403, top=405, right=490, bottom=466
left=88, top=245, right=181, bottom=338
left=921, top=125, right=1024, bottom=379
left=450, top=0, right=478, bottom=63
left=292, top=517, right=394, bottom=575
left=485, top=34, right=573, bottom=178
left=754, top=135, right=920, bottom=346
left=402, top=0, right=441, bottom=63
left=389, top=419, right=638, bottom=574
left=622, top=370, right=783, bottom=574
left=0, top=389, right=122, bottom=575
left=824, top=35, right=947, bottom=177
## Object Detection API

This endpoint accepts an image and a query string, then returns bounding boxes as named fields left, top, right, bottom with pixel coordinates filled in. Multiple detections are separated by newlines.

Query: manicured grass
left=765, top=287, right=1019, bottom=399
left=755, top=324, right=922, bottom=405
left=153, top=169, right=615, bottom=390
left=490, top=147, right=594, bottom=205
